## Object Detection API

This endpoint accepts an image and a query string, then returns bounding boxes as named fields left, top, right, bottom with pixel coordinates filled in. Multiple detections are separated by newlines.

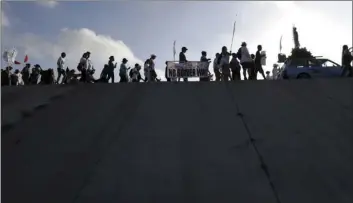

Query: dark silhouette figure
left=21, top=63, right=31, bottom=85
left=255, top=45, right=266, bottom=80
left=341, top=45, right=353, bottom=77
left=179, top=47, right=188, bottom=82
left=293, top=26, right=300, bottom=49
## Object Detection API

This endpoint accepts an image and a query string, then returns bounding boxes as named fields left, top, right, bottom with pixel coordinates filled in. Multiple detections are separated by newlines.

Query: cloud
left=1, top=11, right=9, bottom=27
left=5, top=28, right=144, bottom=80
left=36, top=0, right=59, bottom=8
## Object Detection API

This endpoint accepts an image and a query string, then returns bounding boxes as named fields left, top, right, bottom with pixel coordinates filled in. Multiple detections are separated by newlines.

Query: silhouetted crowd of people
left=2, top=43, right=352, bottom=87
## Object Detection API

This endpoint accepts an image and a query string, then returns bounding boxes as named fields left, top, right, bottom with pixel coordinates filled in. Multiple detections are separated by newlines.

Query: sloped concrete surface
left=1, top=79, right=353, bottom=203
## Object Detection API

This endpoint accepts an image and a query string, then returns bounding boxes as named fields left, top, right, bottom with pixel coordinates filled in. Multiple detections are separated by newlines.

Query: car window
left=290, top=59, right=307, bottom=68
left=321, top=60, right=340, bottom=68
left=308, top=59, right=321, bottom=67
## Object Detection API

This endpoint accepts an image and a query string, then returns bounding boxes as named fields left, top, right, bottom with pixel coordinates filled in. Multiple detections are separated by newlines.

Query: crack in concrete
left=224, top=82, right=282, bottom=203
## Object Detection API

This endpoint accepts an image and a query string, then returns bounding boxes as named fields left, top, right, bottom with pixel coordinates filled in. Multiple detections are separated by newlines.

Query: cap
left=182, top=47, right=188, bottom=51
left=122, top=58, right=128, bottom=62
left=151, top=54, right=156, bottom=58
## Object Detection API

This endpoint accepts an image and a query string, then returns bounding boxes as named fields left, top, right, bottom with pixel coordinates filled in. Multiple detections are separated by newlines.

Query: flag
left=24, top=55, right=28, bottom=63
left=14, top=61, right=21, bottom=65
left=173, top=40, right=176, bottom=61
left=279, top=35, right=283, bottom=53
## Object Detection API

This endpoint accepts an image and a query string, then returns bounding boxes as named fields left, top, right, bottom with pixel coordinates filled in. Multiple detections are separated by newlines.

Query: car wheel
left=297, top=73, right=311, bottom=79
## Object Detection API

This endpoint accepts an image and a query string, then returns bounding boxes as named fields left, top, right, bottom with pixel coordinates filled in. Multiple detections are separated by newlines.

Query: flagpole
left=173, top=40, right=176, bottom=61
left=230, top=14, right=237, bottom=52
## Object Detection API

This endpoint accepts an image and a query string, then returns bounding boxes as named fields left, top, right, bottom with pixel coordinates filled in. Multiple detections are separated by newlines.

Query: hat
left=151, top=54, right=156, bottom=58
left=182, top=47, right=188, bottom=51
left=122, top=58, right=128, bottom=62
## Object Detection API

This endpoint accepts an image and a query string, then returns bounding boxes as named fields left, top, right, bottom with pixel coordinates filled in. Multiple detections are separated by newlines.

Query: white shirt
left=240, top=46, right=252, bottom=63
left=57, top=56, right=65, bottom=69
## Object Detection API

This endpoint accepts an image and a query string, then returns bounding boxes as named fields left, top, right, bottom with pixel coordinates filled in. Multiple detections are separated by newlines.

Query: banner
left=166, top=61, right=210, bottom=78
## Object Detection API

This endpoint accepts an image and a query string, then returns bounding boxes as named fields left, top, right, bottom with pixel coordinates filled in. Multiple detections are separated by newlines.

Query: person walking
left=341, top=45, right=353, bottom=77
left=237, top=42, right=252, bottom=80
left=200, top=51, right=211, bottom=82
left=119, top=58, right=129, bottom=83
left=255, top=45, right=266, bottom=80
left=56, top=52, right=66, bottom=84
left=107, top=56, right=117, bottom=83
left=230, top=53, right=241, bottom=81
left=179, top=47, right=188, bottom=82
left=213, top=53, right=221, bottom=81
left=218, top=46, right=231, bottom=81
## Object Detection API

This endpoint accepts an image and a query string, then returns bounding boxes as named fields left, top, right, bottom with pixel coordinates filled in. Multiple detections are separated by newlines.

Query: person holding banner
left=200, top=51, right=211, bottom=82
left=178, top=47, right=188, bottom=82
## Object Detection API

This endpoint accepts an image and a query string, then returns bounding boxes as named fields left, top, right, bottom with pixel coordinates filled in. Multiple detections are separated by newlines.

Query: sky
left=1, top=0, right=352, bottom=80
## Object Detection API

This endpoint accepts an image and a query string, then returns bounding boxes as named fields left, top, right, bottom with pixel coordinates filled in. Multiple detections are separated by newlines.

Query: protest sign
left=166, top=61, right=209, bottom=79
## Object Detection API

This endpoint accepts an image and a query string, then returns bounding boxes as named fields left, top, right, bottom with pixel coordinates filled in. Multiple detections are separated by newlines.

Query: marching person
left=237, top=42, right=252, bottom=80
left=230, top=53, right=241, bottom=81
left=107, top=56, right=117, bottom=83
left=21, top=63, right=31, bottom=85
left=179, top=47, right=188, bottom=82
left=341, top=45, right=353, bottom=77
left=200, top=51, right=211, bottom=82
left=78, top=52, right=87, bottom=82
left=249, top=54, right=256, bottom=80
left=218, top=46, right=231, bottom=81
left=165, top=61, right=172, bottom=82
left=265, top=71, right=271, bottom=80
left=56, top=52, right=66, bottom=84
left=119, top=58, right=129, bottom=83
left=144, top=54, right=157, bottom=82
left=213, top=53, right=221, bottom=81
left=130, top=63, right=143, bottom=82
left=255, top=45, right=266, bottom=80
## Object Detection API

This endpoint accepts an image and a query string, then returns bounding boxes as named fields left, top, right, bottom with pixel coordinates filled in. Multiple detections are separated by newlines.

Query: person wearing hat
left=120, top=58, right=129, bottom=82
left=106, top=56, right=117, bottom=83
left=179, top=47, right=188, bottom=82
left=144, top=54, right=157, bottom=82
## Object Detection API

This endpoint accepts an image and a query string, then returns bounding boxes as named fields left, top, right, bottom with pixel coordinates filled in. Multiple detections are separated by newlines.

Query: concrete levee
left=1, top=78, right=353, bottom=203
